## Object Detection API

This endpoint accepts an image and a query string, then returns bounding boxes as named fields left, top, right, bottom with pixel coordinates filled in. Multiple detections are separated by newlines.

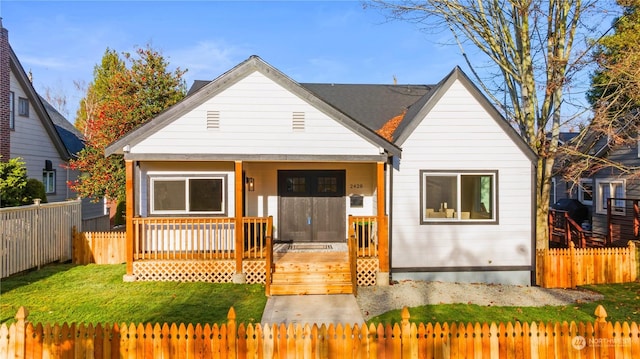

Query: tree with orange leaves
left=68, top=46, right=186, bottom=201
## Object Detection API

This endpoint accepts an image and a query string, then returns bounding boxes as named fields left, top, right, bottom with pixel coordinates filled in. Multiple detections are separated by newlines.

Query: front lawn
left=1, top=263, right=638, bottom=326
left=368, top=281, right=640, bottom=324
left=0, top=263, right=266, bottom=325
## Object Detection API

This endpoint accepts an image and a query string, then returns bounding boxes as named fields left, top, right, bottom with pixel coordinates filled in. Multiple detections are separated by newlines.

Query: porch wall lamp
left=246, top=177, right=255, bottom=192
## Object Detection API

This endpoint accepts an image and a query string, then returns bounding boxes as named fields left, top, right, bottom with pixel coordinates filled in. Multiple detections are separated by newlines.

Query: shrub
left=0, top=157, right=28, bottom=207
left=23, top=178, right=48, bottom=204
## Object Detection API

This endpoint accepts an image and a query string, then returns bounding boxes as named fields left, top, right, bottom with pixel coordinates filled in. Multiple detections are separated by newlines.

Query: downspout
left=387, top=155, right=393, bottom=282
left=531, top=161, right=537, bottom=286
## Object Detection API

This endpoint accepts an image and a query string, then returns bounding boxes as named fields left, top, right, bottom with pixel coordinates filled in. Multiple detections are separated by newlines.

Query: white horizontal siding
left=132, top=71, right=381, bottom=156
left=391, top=80, right=533, bottom=271
left=8, top=73, right=76, bottom=203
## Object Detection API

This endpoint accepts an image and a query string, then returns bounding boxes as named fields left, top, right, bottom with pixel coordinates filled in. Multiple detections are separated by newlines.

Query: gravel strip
left=356, top=280, right=604, bottom=320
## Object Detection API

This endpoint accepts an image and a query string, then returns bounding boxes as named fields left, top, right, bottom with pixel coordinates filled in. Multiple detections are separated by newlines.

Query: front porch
left=125, top=215, right=384, bottom=293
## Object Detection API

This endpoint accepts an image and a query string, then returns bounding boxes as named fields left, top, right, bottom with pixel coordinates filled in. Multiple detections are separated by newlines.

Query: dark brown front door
left=278, top=170, right=346, bottom=242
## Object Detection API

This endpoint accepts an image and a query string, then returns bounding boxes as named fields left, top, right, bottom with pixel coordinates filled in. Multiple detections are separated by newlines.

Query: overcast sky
left=0, top=1, right=619, bottom=125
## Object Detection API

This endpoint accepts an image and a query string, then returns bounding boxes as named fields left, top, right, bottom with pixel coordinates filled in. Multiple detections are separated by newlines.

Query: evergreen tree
left=68, top=46, right=187, bottom=201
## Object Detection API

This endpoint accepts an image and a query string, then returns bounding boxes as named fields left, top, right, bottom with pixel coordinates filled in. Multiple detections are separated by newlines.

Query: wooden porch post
left=124, top=159, right=135, bottom=281
left=377, top=161, right=389, bottom=285
left=233, top=161, right=246, bottom=283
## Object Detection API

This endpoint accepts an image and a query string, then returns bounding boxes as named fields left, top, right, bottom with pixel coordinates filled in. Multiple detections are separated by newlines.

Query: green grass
left=368, top=282, right=640, bottom=325
left=0, top=263, right=267, bottom=325
left=2, top=264, right=638, bottom=327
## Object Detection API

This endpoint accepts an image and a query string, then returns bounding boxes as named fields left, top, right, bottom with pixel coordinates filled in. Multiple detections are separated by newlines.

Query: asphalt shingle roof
left=40, top=96, right=85, bottom=156
left=299, top=83, right=432, bottom=133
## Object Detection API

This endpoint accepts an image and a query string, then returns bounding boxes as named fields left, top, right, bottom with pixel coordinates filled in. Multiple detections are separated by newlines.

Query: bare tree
left=73, top=80, right=99, bottom=138
left=42, top=85, right=69, bottom=118
left=558, top=0, right=640, bottom=185
left=367, top=0, right=618, bottom=249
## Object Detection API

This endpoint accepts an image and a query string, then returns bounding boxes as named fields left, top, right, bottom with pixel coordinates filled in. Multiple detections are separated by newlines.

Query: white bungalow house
left=105, top=56, right=536, bottom=293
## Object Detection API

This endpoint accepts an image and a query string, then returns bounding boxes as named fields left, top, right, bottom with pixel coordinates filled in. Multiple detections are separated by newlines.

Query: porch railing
left=348, top=233, right=358, bottom=295
left=131, top=216, right=272, bottom=260
left=348, top=215, right=379, bottom=258
left=243, top=216, right=273, bottom=259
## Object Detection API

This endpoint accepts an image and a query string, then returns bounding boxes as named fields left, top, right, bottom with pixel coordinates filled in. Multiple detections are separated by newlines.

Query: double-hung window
left=578, top=179, right=593, bottom=205
left=421, top=170, right=497, bottom=223
left=43, top=170, right=56, bottom=194
left=595, top=178, right=625, bottom=215
left=18, top=97, right=29, bottom=117
left=150, top=174, right=226, bottom=215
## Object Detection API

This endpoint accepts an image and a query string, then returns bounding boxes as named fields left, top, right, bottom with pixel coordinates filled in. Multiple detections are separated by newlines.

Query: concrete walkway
left=260, top=294, right=365, bottom=327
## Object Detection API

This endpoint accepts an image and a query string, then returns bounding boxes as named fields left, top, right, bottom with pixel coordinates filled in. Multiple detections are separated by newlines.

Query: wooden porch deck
left=126, top=215, right=382, bottom=288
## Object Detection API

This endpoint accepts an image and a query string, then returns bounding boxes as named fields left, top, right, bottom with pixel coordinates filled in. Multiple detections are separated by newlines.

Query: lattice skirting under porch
left=357, top=257, right=378, bottom=286
left=133, top=260, right=236, bottom=283
left=133, top=258, right=379, bottom=286
left=243, top=260, right=266, bottom=284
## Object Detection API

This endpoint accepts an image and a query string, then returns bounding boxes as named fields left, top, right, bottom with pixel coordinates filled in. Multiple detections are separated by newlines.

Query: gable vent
left=207, top=111, right=220, bottom=130
left=292, top=112, right=305, bottom=132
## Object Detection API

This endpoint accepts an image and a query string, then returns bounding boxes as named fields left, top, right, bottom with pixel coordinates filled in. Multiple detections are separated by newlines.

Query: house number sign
left=350, top=183, right=364, bottom=189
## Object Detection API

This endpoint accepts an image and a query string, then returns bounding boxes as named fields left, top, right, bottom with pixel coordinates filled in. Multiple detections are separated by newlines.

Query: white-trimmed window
left=18, top=97, right=29, bottom=117
left=421, top=170, right=497, bottom=223
left=150, top=175, right=227, bottom=215
left=43, top=170, right=56, bottom=194
left=578, top=179, right=593, bottom=205
left=550, top=177, right=557, bottom=205
left=9, top=91, right=15, bottom=129
left=595, top=178, right=625, bottom=215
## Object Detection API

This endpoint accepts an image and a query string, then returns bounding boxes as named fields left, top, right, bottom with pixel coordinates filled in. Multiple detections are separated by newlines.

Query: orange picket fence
left=537, top=241, right=637, bottom=288
left=2, top=306, right=639, bottom=358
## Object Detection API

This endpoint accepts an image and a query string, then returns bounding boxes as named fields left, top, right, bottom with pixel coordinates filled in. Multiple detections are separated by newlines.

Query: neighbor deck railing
left=131, top=216, right=271, bottom=261
left=348, top=215, right=379, bottom=258
left=607, top=198, right=640, bottom=243
left=549, top=209, right=605, bottom=248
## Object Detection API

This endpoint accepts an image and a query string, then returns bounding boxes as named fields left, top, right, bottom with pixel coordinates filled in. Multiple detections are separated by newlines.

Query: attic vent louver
left=207, top=111, right=220, bottom=130
left=292, top=112, right=305, bottom=132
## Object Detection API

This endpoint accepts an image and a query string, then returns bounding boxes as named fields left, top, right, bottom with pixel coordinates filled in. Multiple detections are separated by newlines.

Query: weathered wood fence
left=0, top=200, right=82, bottom=278
left=536, top=241, right=637, bottom=288
left=2, top=306, right=639, bottom=359
left=72, top=228, right=126, bottom=265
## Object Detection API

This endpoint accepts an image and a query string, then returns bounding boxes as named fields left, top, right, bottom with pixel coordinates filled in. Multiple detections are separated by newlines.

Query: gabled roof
left=188, top=80, right=431, bottom=143
left=106, top=56, right=536, bottom=163
left=393, top=66, right=537, bottom=162
left=106, top=55, right=403, bottom=157
left=9, top=43, right=78, bottom=160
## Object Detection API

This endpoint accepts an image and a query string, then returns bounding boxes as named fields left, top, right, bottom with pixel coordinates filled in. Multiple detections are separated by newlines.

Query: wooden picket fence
left=536, top=241, right=637, bottom=288
left=2, top=306, right=639, bottom=358
left=72, top=228, right=126, bottom=265
left=0, top=200, right=82, bottom=278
